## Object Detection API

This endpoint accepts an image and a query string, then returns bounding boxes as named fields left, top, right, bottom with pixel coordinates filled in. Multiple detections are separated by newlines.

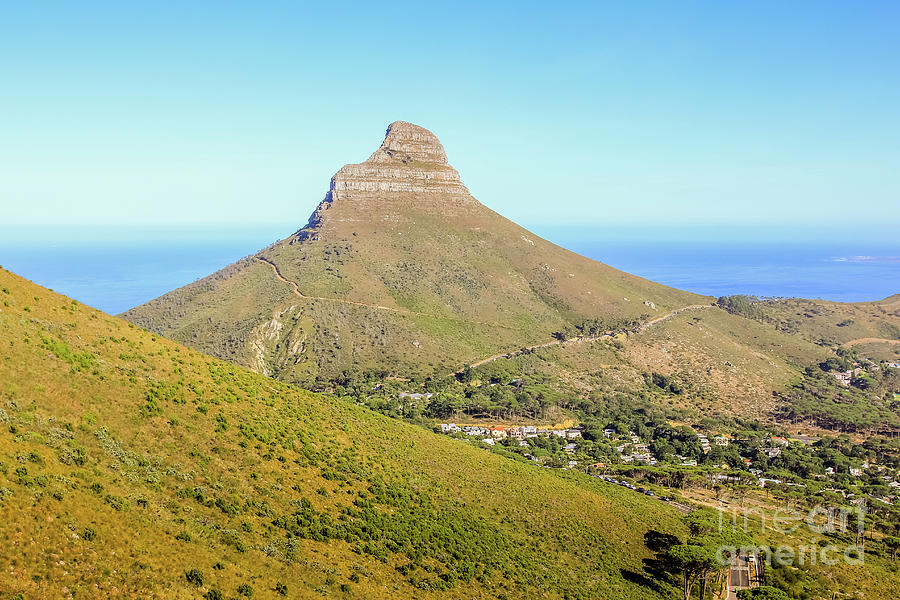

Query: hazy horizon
left=3, top=223, right=897, bottom=314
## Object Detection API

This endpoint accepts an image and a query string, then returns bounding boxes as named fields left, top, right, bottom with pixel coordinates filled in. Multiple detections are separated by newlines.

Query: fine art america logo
left=717, top=501, right=867, bottom=566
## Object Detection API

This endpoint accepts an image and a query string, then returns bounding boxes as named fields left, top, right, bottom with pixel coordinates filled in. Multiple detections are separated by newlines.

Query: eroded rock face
left=296, top=122, right=479, bottom=235
left=368, top=121, right=450, bottom=165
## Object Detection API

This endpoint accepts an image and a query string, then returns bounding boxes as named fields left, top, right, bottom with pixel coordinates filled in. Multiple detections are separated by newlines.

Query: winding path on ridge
left=256, top=256, right=404, bottom=312
left=461, top=304, right=712, bottom=371
left=256, top=255, right=712, bottom=374
left=255, top=256, right=517, bottom=330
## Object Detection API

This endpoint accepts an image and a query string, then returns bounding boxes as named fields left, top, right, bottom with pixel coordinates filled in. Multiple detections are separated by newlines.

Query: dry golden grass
left=1, top=267, right=690, bottom=599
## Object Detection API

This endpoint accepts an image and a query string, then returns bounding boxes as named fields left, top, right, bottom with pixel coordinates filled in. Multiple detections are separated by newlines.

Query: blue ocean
left=1, top=226, right=898, bottom=315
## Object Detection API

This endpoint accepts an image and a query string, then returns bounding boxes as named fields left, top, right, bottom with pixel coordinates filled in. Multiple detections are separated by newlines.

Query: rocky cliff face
left=298, top=122, right=478, bottom=235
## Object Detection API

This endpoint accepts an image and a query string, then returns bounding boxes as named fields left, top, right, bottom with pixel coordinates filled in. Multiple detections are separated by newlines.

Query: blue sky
left=2, top=1, right=898, bottom=241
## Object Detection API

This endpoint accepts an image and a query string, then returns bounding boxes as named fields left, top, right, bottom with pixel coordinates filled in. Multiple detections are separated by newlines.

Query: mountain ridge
left=122, top=121, right=707, bottom=383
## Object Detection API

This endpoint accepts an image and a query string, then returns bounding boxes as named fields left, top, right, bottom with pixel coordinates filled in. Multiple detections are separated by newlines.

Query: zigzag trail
left=254, top=256, right=517, bottom=331
left=256, top=256, right=403, bottom=312
left=462, top=304, right=712, bottom=371
left=256, top=256, right=712, bottom=373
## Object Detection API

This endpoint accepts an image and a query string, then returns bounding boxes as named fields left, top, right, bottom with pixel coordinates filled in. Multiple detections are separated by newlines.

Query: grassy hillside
left=385, top=306, right=831, bottom=426
left=0, top=267, right=690, bottom=599
left=618, top=306, right=829, bottom=417
left=122, top=122, right=706, bottom=384
left=756, top=295, right=900, bottom=346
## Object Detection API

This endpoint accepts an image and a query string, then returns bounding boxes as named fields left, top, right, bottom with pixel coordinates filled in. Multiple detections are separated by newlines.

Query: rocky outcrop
left=332, top=164, right=465, bottom=194
left=294, top=122, right=479, bottom=237
left=367, top=121, right=451, bottom=165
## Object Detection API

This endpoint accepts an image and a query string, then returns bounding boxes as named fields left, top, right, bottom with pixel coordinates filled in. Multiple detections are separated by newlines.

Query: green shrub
left=185, top=568, right=204, bottom=586
left=237, top=583, right=253, bottom=597
left=82, top=528, right=96, bottom=541
left=204, top=590, right=224, bottom=600
left=104, top=494, right=129, bottom=511
left=175, top=531, right=192, bottom=542
left=215, top=413, right=229, bottom=432
left=140, top=399, right=162, bottom=418
left=39, top=334, right=95, bottom=371
left=275, top=582, right=288, bottom=595
left=58, top=447, right=87, bottom=466
left=716, top=295, right=764, bottom=320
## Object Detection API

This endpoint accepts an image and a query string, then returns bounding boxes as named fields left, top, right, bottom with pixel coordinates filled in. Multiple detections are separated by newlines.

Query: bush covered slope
left=0, top=267, right=686, bottom=599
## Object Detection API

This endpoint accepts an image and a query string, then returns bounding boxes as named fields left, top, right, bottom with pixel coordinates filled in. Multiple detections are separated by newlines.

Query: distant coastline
left=1, top=230, right=898, bottom=313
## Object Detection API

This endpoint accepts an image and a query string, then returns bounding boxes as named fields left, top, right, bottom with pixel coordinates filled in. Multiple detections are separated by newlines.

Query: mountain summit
left=303, top=121, right=475, bottom=236
left=369, top=121, right=452, bottom=165
left=123, top=122, right=705, bottom=382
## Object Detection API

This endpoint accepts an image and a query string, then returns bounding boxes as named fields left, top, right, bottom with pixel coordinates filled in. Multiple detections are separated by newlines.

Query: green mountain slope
left=122, top=121, right=706, bottom=383
left=0, top=267, right=687, bottom=599
left=758, top=295, right=900, bottom=349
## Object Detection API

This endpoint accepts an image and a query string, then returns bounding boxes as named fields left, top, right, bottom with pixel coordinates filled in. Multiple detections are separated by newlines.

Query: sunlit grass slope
left=0, top=267, right=685, bottom=599
left=759, top=295, right=900, bottom=346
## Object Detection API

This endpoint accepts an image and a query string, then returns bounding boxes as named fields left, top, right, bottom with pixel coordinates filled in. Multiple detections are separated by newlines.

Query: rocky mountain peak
left=296, top=122, right=476, bottom=234
left=365, top=121, right=449, bottom=165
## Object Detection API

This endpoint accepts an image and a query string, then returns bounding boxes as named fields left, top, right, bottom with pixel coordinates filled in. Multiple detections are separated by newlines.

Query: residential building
left=398, top=391, right=434, bottom=400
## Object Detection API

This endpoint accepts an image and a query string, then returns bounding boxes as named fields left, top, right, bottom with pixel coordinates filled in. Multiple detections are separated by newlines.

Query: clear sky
left=2, top=1, right=898, bottom=242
